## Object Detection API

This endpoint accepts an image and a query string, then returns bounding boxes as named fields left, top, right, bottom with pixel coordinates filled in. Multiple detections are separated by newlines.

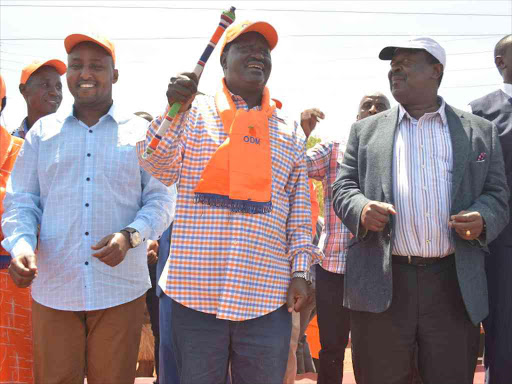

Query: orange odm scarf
left=194, top=79, right=276, bottom=214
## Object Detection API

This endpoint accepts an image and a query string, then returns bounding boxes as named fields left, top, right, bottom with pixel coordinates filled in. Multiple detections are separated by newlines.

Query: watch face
left=131, top=231, right=142, bottom=247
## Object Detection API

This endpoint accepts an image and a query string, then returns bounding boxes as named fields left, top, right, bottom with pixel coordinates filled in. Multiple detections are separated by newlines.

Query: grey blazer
left=332, top=104, right=510, bottom=325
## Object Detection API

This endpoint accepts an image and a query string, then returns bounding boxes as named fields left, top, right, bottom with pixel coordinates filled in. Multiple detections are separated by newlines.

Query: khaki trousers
left=32, top=294, right=146, bottom=384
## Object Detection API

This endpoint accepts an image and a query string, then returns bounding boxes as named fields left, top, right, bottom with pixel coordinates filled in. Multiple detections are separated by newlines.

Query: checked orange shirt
left=137, top=93, right=323, bottom=321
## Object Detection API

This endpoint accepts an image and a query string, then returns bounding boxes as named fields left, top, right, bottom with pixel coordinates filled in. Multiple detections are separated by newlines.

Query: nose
left=390, top=63, right=402, bottom=75
left=369, top=105, right=378, bottom=115
left=250, top=51, right=265, bottom=61
left=47, top=84, right=61, bottom=97
left=79, top=66, right=93, bottom=80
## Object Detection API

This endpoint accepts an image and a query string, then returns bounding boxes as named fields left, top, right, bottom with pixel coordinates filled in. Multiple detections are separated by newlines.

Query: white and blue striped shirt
left=392, top=98, right=455, bottom=258
left=1, top=104, right=176, bottom=311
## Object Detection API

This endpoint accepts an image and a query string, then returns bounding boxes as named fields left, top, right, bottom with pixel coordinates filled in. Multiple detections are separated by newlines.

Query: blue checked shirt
left=1, top=105, right=176, bottom=311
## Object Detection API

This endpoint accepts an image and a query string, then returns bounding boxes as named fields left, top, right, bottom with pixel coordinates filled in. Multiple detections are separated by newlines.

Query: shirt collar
left=398, top=96, right=447, bottom=126
left=66, top=102, right=129, bottom=125
left=228, top=90, right=263, bottom=111
left=22, top=117, right=29, bottom=134
left=502, top=83, right=512, bottom=98
left=16, top=117, right=29, bottom=135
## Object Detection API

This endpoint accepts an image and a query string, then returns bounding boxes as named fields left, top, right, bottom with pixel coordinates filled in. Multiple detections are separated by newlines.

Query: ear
left=220, top=52, right=228, bottom=73
left=19, top=84, right=29, bottom=102
left=112, top=69, right=119, bottom=84
left=431, top=63, right=443, bottom=82
left=495, top=55, right=505, bottom=71
left=356, top=114, right=361, bottom=121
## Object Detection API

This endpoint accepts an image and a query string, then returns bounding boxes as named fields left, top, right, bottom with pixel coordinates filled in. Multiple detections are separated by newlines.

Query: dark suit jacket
left=332, top=104, right=510, bottom=325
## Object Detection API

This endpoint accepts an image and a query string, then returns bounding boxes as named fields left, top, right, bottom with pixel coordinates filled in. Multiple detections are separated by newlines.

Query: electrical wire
left=1, top=4, right=510, bottom=17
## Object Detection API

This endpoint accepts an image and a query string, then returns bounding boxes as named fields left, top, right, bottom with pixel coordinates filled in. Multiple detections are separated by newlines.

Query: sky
left=1, top=0, right=511, bottom=142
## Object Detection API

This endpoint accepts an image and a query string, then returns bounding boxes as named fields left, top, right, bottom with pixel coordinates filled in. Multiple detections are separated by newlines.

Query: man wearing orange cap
left=138, top=21, right=322, bottom=383
left=14, top=59, right=66, bottom=139
left=0, top=74, right=34, bottom=383
left=2, top=34, right=175, bottom=384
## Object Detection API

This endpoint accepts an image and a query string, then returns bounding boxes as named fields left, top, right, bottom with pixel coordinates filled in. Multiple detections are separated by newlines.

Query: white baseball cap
left=379, top=37, right=446, bottom=68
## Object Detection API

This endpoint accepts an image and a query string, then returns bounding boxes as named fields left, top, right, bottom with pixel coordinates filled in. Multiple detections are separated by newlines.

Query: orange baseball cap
left=64, top=33, right=116, bottom=65
left=20, top=59, right=67, bottom=85
left=220, top=21, right=278, bottom=58
left=0, top=74, right=6, bottom=100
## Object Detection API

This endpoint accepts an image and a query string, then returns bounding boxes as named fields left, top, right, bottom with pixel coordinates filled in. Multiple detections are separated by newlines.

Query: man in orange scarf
left=138, top=21, right=323, bottom=384
left=0, top=74, right=34, bottom=383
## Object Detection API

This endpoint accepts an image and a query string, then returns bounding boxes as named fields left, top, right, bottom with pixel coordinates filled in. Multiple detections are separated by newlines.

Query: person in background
left=356, top=92, right=391, bottom=121
left=135, top=110, right=178, bottom=384
left=333, top=37, right=509, bottom=384
left=284, top=178, right=320, bottom=384
left=300, top=92, right=390, bottom=384
left=468, top=34, right=512, bottom=384
left=2, top=33, right=175, bottom=384
left=138, top=20, right=322, bottom=384
left=0, top=74, right=34, bottom=384
left=15, top=59, right=67, bottom=138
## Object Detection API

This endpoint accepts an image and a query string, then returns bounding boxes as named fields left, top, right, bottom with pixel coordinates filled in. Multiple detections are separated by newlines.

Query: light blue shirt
left=1, top=104, right=176, bottom=311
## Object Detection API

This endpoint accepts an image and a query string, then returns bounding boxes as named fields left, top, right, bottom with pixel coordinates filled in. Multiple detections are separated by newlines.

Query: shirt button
left=86, top=177, right=90, bottom=181
left=85, top=203, right=89, bottom=207
left=89, top=130, right=93, bottom=133
left=87, top=153, right=91, bottom=157
left=233, top=241, right=239, bottom=246
left=85, top=232, right=89, bottom=236
left=85, top=261, right=89, bottom=265
left=426, top=240, right=430, bottom=243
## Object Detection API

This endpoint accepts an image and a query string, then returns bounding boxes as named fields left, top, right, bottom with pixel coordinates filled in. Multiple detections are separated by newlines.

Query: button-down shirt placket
left=393, top=99, right=454, bottom=258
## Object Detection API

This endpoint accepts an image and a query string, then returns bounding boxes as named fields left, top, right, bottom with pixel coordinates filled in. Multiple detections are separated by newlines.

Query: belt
left=392, top=254, right=454, bottom=267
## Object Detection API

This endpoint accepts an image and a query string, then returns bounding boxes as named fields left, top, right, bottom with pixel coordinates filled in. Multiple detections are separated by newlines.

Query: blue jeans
left=171, top=300, right=291, bottom=384
left=156, top=225, right=180, bottom=384
left=159, top=293, right=180, bottom=384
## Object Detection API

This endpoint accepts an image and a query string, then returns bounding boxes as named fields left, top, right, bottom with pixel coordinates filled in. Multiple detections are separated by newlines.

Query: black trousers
left=484, top=241, right=512, bottom=384
left=315, top=265, right=351, bottom=384
left=350, top=255, right=480, bottom=384
left=146, top=263, right=160, bottom=382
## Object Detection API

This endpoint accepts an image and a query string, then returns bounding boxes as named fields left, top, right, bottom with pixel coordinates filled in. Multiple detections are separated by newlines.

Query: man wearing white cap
left=332, top=37, right=509, bottom=383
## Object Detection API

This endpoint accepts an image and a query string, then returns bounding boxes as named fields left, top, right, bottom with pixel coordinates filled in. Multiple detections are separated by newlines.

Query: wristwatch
left=292, top=270, right=312, bottom=285
left=121, top=227, right=142, bottom=248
